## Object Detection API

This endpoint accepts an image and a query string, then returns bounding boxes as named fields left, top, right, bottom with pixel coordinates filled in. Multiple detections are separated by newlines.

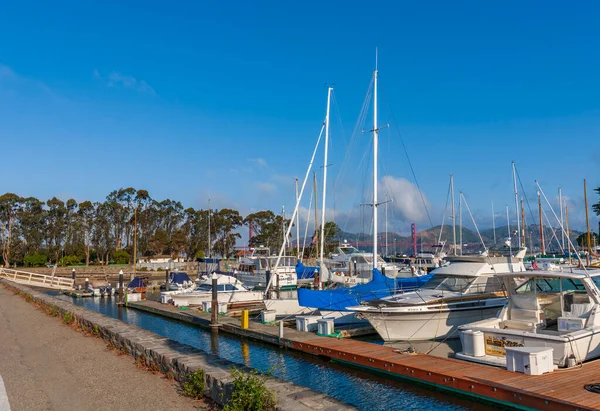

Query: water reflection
left=48, top=292, right=496, bottom=411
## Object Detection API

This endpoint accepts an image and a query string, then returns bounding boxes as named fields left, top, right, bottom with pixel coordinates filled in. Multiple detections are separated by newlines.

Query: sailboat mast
left=320, top=87, right=332, bottom=264
left=585, top=179, right=592, bottom=265
left=295, top=178, right=300, bottom=257
left=451, top=174, right=456, bottom=255
left=459, top=192, right=463, bottom=255
left=506, top=205, right=510, bottom=243
left=313, top=171, right=319, bottom=260
left=492, top=201, right=496, bottom=244
left=559, top=187, right=564, bottom=252
left=372, top=55, right=379, bottom=270
left=566, top=204, right=571, bottom=260
left=282, top=205, right=286, bottom=256
left=208, top=198, right=211, bottom=259
left=521, top=198, right=526, bottom=248
left=385, top=194, right=388, bottom=256
left=538, top=191, right=545, bottom=255
left=512, top=161, right=521, bottom=248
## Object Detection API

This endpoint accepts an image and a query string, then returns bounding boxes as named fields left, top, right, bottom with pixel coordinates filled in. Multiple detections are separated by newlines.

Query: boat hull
left=171, top=290, right=264, bottom=307
left=361, top=303, right=505, bottom=341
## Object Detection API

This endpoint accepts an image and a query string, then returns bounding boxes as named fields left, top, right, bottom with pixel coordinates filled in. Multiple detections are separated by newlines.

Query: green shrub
left=62, top=312, right=73, bottom=324
left=113, top=250, right=130, bottom=265
left=182, top=368, right=205, bottom=399
left=59, top=255, right=82, bottom=266
left=23, top=252, right=48, bottom=267
left=224, top=368, right=276, bottom=411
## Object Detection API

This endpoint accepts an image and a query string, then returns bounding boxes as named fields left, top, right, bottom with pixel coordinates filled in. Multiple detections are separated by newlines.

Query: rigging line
left=301, top=188, right=314, bottom=257
left=332, top=78, right=373, bottom=194
left=541, top=206, right=562, bottom=251
left=437, top=178, right=452, bottom=245
left=380, top=78, right=434, bottom=229
left=514, top=166, right=537, bottom=229
left=460, top=192, right=488, bottom=252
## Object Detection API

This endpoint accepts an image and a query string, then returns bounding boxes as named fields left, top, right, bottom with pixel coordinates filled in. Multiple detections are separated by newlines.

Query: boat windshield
left=516, top=277, right=587, bottom=293
left=422, top=275, right=475, bottom=293
left=340, top=247, right=359, bottom=254
left=197, top=284, right=212, bottom=292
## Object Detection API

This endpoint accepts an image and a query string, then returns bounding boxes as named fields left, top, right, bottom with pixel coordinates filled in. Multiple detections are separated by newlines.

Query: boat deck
left=128, top=299, right=600, bottom=411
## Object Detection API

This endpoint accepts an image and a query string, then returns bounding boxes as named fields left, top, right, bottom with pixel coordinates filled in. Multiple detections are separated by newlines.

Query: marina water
left=49, top=292, right=498, bottom=411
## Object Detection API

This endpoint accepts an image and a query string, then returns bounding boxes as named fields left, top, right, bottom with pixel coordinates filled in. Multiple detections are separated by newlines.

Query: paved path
left=0, top=286, right=210, bottom=411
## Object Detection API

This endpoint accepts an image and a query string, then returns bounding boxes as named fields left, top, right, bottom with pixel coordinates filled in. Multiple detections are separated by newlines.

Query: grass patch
left=182, top=368, right=206, bottom=399
left=224, top=368, right=276, bottom=411
left=62, top=312, right=73, bottom=325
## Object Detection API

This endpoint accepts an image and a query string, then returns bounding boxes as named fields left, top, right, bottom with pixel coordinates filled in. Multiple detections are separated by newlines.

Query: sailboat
left=297, top=55, right=433, bottom=325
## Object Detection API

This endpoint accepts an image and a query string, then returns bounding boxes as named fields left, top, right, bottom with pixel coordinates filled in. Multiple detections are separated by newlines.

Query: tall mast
left=385, top=194, right=388, bottom=256
left=372, top=52, right=379, bottom=270
left=207, top=198, right=211, bottom=259
left=491, top=201, right=496, bottom=245
left=506, top=205, right=511, bottom=244
left=538, top=191, right=545, bottom=255
left=521, top=198, right=526, bottom=248
left=451, top=174, right=456, bottom=255
left=459, top=193, right=463, bottom=255
left=133, top=206, right=137, bottom=280
left=295, top=179, right=300, bottom=258
left=512, top=161, right=521, bottom=248
left=320, top=87, right=333, bottom=265
left=559, top=187, right=564, bottom=252
left=585, top=179, right=592, bottom=265
left=566, top=204, right=571, bottom=260
left=282, top=205, right=286, bottom=256
left=313, top=171, right=319, bottom=260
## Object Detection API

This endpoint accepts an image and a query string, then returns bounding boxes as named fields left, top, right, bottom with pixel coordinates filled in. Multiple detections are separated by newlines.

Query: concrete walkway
left=0, top=286, right=211, bottom=411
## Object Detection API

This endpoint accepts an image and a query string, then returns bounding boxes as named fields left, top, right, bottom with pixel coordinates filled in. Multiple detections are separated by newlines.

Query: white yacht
left=235, top=246, right=298, bottom=290
left=456, top=268, right=600, bottom=368
left=326, top=242, right=412, bottom=285
left=349, top=247, right=527, bottom=341
left=170, top=274, right=263, bottom=307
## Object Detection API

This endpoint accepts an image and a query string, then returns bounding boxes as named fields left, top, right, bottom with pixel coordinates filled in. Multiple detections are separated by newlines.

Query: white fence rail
left=0, top=268, right=74, bottom=290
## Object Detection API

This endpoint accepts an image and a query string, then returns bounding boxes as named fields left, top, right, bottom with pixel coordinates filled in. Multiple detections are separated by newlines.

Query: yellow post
left=241, top=310, right=249, bottom=329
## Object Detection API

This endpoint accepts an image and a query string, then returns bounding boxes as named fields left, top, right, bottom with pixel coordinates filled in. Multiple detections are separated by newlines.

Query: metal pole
left=538, top=192, right=545, bottom=255
left=118, top=269, right=124, bottom=305
left=132, top=207, right=137, bottom=282
left=211, top=274, right=218, bottom=326
left=71, top=268, right=76, bottom=281
left=585, top=179, right=592, bottom=265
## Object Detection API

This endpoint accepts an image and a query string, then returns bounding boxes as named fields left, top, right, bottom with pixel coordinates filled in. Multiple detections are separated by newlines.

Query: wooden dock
left=127, top=300, right=600, bottom=411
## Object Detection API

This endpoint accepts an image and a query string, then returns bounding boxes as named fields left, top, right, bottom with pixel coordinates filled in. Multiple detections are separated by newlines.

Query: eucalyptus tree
left=182, top=208, right=209, bottom=261
left=45, top=197, right=67, bottom=263
left=0, top=193, right=21, bottom=266
left=212, top=208, right=243, bottom=258
left=18, top=196, right=46, bottom=256
left=77, top=200, right=95, bottom=266
left=244, top=210, right=291, bottom=252
left=92, top=202, right=113, bottom=264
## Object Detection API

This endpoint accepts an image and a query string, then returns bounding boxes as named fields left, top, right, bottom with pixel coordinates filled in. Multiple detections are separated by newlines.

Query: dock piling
left=118, top=269, right=124, bottom=305
left=278, top=320, right=284, bottom=343
left=71, top=268, right=76, bottom=281
left=241, top=310, right=249, bottom=329
left=211, top=274, right=218, bottom=327
left=85, top=278, right=89, bottom=292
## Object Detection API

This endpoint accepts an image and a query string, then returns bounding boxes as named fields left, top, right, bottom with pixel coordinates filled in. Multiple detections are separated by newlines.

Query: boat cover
left=296, top=259, right=317, bottom=279
left=127, top=277, right=146, bottom=289
left=297, top=268, right=434, bottom=311
left=169, top=271, right=192, bottom=284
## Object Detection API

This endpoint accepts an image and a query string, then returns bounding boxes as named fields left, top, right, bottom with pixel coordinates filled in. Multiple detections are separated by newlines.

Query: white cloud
left=379, top=176, right=430, bottom=222
left=248, top=158, right=267, bottom=167
left=257, top=182, right=276, bottom=195
left=94, top=69, right=155, bottom=95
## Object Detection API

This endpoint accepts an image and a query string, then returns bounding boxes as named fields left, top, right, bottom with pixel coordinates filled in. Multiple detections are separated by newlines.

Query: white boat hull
left=361, top=304, right=504, bottom=341
left=171, top=290, right=264, bottom=307
left=319, top=310, right=368, bottom=326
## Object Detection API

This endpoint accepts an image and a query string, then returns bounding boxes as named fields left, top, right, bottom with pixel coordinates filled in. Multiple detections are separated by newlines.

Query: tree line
left=0, top=188, right=337, bottom=268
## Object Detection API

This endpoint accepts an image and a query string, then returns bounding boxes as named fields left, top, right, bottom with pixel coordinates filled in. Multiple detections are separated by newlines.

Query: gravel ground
left=0, top=285, right=214, bottom=411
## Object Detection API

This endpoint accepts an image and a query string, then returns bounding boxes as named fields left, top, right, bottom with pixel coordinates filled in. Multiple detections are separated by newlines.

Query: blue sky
left=1, top=1, right=599, bottom=238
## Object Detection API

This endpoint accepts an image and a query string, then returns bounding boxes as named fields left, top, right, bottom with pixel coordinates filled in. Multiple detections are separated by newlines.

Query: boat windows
left=422, top=275, right=475, bottom=293
left=340, top=247, right=359, bottom=254
left=197, top=284, right=212, bottom=292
